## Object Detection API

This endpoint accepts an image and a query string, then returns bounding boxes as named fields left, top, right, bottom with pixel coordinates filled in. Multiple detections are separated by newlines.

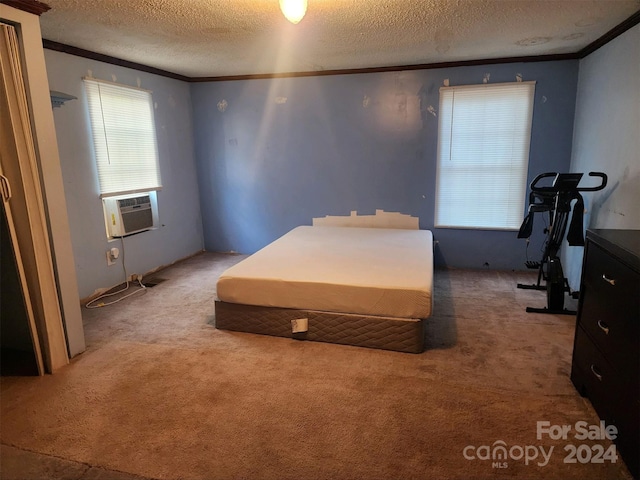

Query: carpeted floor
left=0, top=252, right=634, bottom=480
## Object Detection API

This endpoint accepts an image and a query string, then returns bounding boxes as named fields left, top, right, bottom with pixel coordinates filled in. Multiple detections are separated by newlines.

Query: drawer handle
left=590, top=364, right=603, bottom=381
left=597, top=320, right=610, bottom=335
left=601, top=274, right=616, bottom=286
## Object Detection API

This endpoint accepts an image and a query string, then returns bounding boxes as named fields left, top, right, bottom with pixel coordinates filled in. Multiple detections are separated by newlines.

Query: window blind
left=84, top=78, right=162, bottom=197
left=435, top=81, right=535, bottom=230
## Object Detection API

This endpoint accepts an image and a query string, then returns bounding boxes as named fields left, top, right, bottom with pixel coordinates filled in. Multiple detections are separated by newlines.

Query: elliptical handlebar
left=529, top=171, right=607, bottom=193
left=529, top=172, right=559, bottom=193
left=578, top=172, right=608, bottom=191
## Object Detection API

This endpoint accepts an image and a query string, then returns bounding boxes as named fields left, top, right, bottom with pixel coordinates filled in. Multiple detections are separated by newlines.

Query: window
left=84, top=78, right=162, bottom=197
left=435, top=81, right=535, bottom=230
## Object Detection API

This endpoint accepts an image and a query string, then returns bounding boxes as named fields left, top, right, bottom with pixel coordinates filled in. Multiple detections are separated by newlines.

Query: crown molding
left=42, top=40, right=190, bottom=82
left=577, top=9, right=640, bottom=58
left=190, top=54, right=578, bottom=83
left=0, top=0, right=51, bottom=16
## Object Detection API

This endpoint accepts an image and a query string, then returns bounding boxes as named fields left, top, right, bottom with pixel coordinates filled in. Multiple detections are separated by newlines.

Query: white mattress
left=216, top=226, right=433, bottom=318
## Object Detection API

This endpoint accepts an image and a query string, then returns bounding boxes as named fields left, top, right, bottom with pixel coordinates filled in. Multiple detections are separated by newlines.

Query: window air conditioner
left=103, top=194, right=154, bottom=237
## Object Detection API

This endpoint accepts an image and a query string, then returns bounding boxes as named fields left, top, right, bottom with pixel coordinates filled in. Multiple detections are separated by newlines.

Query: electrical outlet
left=106, top=250, right=116, bottom=266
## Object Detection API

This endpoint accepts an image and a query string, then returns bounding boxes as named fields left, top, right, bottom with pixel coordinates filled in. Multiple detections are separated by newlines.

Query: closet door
left=0, top=22, right=68, bottom=373
left=0, top=176, right=43, bottom=375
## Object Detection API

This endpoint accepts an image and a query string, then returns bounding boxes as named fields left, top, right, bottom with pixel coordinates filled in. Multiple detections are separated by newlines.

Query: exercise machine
left=517, top=171, right=607, bottom=314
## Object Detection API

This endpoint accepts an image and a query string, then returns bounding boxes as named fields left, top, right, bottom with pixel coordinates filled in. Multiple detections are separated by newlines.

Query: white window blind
left=435, top=81, right=535, bottom=230
left=84, top=78, right=162, bottom=197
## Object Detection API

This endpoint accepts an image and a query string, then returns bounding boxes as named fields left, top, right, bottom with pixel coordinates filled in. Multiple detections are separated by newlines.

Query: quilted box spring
left=214, top=301, right=425, bottom=354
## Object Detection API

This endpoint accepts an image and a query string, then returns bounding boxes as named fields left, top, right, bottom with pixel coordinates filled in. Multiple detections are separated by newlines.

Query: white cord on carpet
left=85, top=236, right=147, bottom=308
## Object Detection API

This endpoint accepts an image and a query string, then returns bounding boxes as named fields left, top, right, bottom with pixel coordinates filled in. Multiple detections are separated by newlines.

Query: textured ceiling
left=36, top=0, right=640, bottom=78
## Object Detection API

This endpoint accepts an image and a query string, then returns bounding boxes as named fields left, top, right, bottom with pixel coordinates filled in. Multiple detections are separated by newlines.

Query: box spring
left=215, top=300, right=425, bottom=354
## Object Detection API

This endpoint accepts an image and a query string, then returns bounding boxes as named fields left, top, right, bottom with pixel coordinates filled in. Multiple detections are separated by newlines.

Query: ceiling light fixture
left=280, top=0, right=307, bottom=24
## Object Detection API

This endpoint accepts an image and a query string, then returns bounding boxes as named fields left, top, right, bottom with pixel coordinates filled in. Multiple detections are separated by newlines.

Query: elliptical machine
left=517, top=171, right=607, bottom=314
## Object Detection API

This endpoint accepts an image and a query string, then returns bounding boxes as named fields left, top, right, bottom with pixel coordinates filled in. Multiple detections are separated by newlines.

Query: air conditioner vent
left=118, top=196, right=151, bottom=208
left=103, top=194, right=155, bottom=237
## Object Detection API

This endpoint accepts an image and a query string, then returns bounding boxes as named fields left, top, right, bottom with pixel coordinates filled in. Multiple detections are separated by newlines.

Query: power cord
left=85, top=236, right=147, bottom=308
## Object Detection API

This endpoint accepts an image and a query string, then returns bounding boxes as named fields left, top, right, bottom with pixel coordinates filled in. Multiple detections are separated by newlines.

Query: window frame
left=434, top=81, right=536, bottom=231
left=83, top=77, right=162, bottom=199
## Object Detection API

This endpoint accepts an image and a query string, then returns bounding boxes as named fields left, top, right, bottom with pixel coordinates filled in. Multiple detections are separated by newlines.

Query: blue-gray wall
left=45, top=50, right=204, bottom=300
left=192, top=60, right=579, bottom=269
left=563, top=24, right=640, bottom=290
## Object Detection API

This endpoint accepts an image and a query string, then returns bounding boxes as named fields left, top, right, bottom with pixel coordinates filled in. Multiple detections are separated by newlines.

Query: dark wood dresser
left=571, top=229, right=640, bottom=479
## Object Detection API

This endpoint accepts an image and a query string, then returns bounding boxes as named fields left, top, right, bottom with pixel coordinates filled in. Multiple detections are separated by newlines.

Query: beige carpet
left=0, top=252, right=633, bottom=480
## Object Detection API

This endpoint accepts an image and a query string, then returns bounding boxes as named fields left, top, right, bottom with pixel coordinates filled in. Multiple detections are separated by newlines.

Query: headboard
left=312, top=209, right=419, bottom=229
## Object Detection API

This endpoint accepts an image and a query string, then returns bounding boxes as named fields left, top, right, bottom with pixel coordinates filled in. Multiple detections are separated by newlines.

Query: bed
left=215, top=225, right=433, bottom=353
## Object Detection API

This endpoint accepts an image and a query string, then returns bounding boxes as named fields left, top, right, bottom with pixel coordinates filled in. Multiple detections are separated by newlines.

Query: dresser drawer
left=572, top=328, right=621, bottom=404
left=579, top=289, right=640, bottom=369
left=571, top=328, right=640, bottom=479
left=582, top=242, right=640, bottom=313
